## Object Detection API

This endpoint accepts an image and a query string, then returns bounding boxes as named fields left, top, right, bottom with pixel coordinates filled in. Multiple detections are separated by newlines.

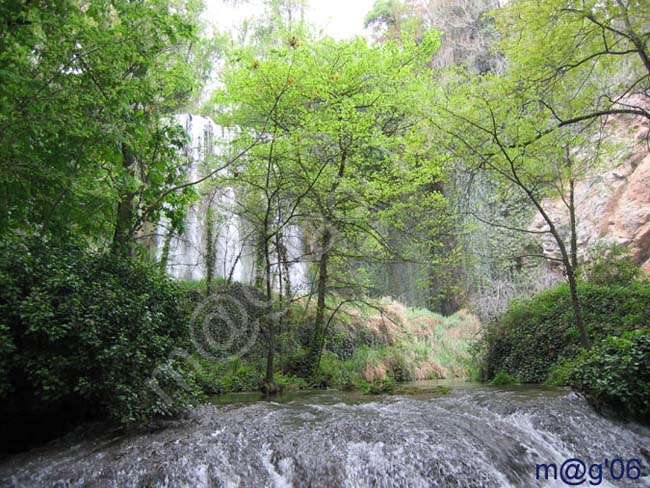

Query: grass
left=330, top=298, right=481, bottom=384
left=181, top=284, right=482, bottom=395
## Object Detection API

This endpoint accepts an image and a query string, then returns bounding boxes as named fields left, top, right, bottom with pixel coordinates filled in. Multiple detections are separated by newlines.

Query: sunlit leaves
left=0, top=0, right=204, bottom=245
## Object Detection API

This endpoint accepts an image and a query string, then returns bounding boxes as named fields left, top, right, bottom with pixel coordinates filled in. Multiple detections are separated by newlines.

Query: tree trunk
left=205, top=208, right=216, bottom=295
left=569, top=178, right=578, bottom=271
left=565, top=264, right=589, bottom=348
left=263, top=230, right=276, bottom=386
left=545, top=222, right=590, bottom=349
left=566, top=177, right=589, bottom=348
left=309, top=229, right=331, bottom=373
left=112, top=143, right=137, bottom=256
left=512, top=164, right=590, bottom=349
left=275, top=230, right=287, bottom=375
left=277, top=231, right=292, bottom=300
left=159, top=227, right=173, bottom=273
left=254, top=231, right=266, bottom=289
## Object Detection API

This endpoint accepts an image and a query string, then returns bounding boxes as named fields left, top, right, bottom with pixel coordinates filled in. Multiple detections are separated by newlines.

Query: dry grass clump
left=414, top=360, right=447, bottom=380
left=363, top=361, right=388, bottom=382
left=344, top=299, right=480, bottom=382
left=365, top=316, right=400, bottom=345
left=382, top=300, right=409, bottom=325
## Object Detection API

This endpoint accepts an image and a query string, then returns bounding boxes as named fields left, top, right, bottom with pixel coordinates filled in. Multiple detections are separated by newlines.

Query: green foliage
left=0, top=0, right=206, bottom=246
left=364, top=0, right=403, bottom=29
left=188, top=282, right=270, bottom=363
left=494, top=0, right=649, bottom=121
left=214, top=30, right=457, bottom=379
left=365, top=377, right=396, bottom=395
left=3, top=0, right=648, bottom=443
left=0, top=323, right=14, bottom=399
left=568, top=330, right=650, bottom=421
left=188, top=299, right=478, bottom=395
left=489, top=371, right=517, bottom=386
left=274, top=373, right=309, bottom=392
left=0, top=238, right=199, bottom=429
left=311, top=351, right=352, bottom=388
left=193, top=358, right=263, bottom=395
left=363, top=0, right=429, bottom=44
left=545, top=358, right=577, bottom=387
left=432, top=0, right=649, bottom=344
left=480, top=281, right=650, bottom=383
left=582, top=243, right=641, bottom=285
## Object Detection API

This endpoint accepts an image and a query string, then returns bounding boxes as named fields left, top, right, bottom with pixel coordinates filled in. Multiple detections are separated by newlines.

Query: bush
left=192, top=357, right=262, bottom=394
left=545, top=358, right=577, bottom=386
left=188, top=282, right=270, bottom=362
left=311, top=350, right=351, bottom=388
left=280, top=349, right=314, bottom=378
left=479, top=281, right=650, bottom=383
left=275, top=373, right=309, bottom=391
left=489, top=371, right=518, bottom=386
left=568, top=330, right=650, bottom=421
left=582, top=243, right=641, bottom=285
left=0, top=238, right=200, bottom=451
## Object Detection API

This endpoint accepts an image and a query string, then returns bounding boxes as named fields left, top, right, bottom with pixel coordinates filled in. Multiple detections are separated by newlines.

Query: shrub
left=280, top=349, right=314, bottom=378
left=193, top=357, right=262, bottom=394
left=568, top=330, right=650, bottom=421
left=479, top=282, right=650, bottom=383
left=545, top=358, right=578, bottom=386
left=489, top=371, right=518, bottom=386
left=0, top=238, right=200, bottom=451
left=582, top=243, right=641, bottom=285
left=275, top=373, right=309, bottom=391
left=188, top=282, right=270, bottom=362
left=311, top=350, right=351, bottom=387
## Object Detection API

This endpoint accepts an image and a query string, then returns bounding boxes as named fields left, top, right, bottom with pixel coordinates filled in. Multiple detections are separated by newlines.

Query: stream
left=1, top=381, right=648, bottom=487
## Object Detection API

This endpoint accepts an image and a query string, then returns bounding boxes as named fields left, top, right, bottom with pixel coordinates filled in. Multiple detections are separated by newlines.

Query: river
left=1, top=382, right=648, bottom=487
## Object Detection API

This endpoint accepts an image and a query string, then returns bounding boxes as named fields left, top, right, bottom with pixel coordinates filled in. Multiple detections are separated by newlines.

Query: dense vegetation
left=480, top=281, right=650, bottom=379
left=479, top=254, right=650, bottom=421
left=1, top=0, right=649, bottom=452
left=567, top=330, right=649, bottom=421
left=189, top=293, right=478, bottom=393
left=0, top=238, right=201, bottom=452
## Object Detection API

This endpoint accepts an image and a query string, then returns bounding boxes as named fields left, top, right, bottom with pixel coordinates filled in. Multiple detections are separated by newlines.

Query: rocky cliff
left=531, top=99, right=650, bottom=273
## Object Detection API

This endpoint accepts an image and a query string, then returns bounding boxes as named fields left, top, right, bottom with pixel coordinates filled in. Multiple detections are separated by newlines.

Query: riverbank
left=188, top=295, right=481, bottom=396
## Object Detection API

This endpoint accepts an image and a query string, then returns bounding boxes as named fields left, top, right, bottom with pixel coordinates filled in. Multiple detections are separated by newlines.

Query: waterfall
left=155, top=114, right=309, bottom=291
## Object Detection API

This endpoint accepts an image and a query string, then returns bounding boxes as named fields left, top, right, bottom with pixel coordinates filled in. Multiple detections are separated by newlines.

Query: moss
left=392, top=385, right=451, bottom=396
left=489, top=371, right=518, bottom=385
left=364, top=378, right=396, bottom=395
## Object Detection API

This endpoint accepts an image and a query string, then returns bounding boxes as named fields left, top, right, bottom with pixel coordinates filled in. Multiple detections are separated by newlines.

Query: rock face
left=530, top=98, right=650, bottom=273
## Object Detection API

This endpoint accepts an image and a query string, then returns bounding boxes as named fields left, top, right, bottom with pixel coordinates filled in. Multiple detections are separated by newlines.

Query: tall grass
left=334, top=299, right=481, bottom=383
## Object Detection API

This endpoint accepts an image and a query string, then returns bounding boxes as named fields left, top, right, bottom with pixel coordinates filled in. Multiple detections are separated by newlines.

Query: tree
left=0, top=0, right=214, bottom=256
left=494, top=0, right=650, bottom=127
left=216, top=30, right=448, bottom=380
left=429, top=0, right=650, bottom=348
left=436, top=74, right=618, bottom=349
left=365, top=0, right=503, bottom=73
left=364, top=0, right=418, bottom=42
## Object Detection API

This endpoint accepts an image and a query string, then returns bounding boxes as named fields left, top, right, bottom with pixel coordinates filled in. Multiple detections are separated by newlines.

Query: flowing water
left=1, top=382, right=648, bottom=487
